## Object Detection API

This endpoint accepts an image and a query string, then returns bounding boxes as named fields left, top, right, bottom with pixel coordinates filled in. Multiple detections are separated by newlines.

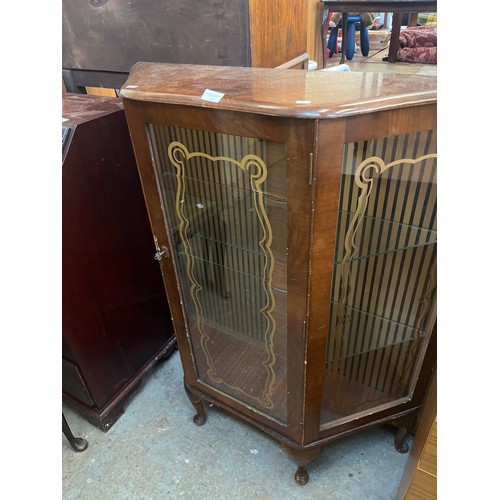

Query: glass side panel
left=146, top=125, right=287, bottom=424
left=320, top=130, right=437, bottom=428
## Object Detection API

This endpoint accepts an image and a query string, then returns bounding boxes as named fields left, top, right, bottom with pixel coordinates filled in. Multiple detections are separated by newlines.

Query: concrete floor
left=63, top=350, right=412, bottom=499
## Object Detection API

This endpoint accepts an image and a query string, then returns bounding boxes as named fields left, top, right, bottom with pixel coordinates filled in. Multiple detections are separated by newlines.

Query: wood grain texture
left=121, top=66, right=437, bottom=476
left=405, top=468, right=436, bottom=499
left=85, top=87, right=117, bottom=97
left=282, top=119, right=316, bottom=441
left=248, top=0, right=308, bottom=68
left=419, top=420, right=437, bottom=476
left=120, top=63, right=436, bottom=119
left=303, top=119, right=346, bottom=444
left=62, top=93, right=123, bottom=125
left=345, top=103, right=437, bottom=143
left=307, top=0, right=325, bottom=66
left=274, top=53, right=310, bottom=70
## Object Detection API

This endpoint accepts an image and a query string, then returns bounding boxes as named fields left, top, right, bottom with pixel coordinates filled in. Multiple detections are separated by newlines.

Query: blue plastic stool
left=327, top=15, right=369, bottom=60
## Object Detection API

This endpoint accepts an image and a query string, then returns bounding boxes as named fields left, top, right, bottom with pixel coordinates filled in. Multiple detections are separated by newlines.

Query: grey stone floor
left=62, top=350, right=412, bottom=499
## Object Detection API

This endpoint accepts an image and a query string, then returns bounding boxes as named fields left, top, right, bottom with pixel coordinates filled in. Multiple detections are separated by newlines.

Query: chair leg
left=62, top=413, right=88, bottom=452
left=345, top=22, right=356, bottom=60
left=339, top=13, right=348, bottom=64
left=327, top=27, right=339, bottom=58
left=387, top=12, right=403, bottom=63
left=360, top=26, right=370, bottom=56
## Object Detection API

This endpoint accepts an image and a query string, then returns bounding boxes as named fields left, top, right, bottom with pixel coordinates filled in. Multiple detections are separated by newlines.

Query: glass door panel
left=146, top=125, right=288, bottom=424
left=320, top=130, right=437, bottom=428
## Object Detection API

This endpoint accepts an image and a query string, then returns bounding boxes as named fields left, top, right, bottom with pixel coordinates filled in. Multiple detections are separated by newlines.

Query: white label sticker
left=201, top=89, right=225, bottom=103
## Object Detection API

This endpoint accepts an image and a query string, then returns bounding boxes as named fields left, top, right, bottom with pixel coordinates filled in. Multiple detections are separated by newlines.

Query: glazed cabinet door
left=124, top=102, right=313, bottom=439
left=306, top=108, right=437, bottom=440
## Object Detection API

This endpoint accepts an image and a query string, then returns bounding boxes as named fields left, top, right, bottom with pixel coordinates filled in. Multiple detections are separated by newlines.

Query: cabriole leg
left=282, top=443, right=324, bottom=485
left=184, top=380, right=207, bottom=426
left=394, top=426, right=410, bottom=453
left=391, top=412, right=418, bottom=454
left=62, top=413, right=88, bottom=452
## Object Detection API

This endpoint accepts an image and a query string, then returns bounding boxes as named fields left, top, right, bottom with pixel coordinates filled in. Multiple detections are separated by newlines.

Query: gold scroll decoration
left=168, top=141, right=278, bottom=408
left=332, top=153, right=438, bottom=374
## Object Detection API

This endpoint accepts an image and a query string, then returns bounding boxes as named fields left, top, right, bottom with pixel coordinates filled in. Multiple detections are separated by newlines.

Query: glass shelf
left=176, top=250, right=287, bottom=343
left=327, top=302, right=424, bottom=361
left=177, top=249, right=286, bottom=288
left=162, top=169, right=287, bottom=202
left=334, top=210, right=436, bottom=264
left=159, top=180, right=287, bottom=263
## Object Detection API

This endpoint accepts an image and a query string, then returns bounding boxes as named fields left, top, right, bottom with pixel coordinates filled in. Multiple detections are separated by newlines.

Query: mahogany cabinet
left=120, top=63, right=437, bottom=484
left=62, top=93, right=176, bottom=431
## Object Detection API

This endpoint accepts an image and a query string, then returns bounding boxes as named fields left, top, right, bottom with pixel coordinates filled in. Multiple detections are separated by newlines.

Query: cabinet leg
left=62, top=413, right=88, bottom=452
left=391, top=412, right=418, bottom=453
left=184, top=380, right=207, bottom=426
left=295, top=465, right=309, bottom=485
left=282, top=443, right=324, bottom=485
left=394, top=426, right=410, bottom=453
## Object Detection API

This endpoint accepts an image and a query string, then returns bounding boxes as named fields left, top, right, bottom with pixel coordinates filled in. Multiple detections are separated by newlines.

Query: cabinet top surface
left=119, top=62, right=437, bottom=119
left=62, top=93, right=123, bottom=126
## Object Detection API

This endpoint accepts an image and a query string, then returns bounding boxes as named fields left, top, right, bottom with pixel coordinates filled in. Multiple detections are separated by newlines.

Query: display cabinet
left=62, top=93, right=176, bottom=430
left=120, top=63, right=437, bottom=484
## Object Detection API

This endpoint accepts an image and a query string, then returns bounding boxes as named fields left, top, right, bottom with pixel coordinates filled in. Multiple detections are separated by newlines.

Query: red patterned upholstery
left=397, top=26, right=437, bottom=64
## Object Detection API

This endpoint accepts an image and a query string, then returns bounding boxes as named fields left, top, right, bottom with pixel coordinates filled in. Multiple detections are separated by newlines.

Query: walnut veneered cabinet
left=120, top=63, right=437, bottom=484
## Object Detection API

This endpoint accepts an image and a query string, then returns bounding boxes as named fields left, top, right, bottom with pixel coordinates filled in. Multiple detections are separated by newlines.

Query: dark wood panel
left=62, top=358, right=94, bottom=407
left=321, top=0, right=436, bottom=10
left=62, top=0, right=250, bottom=72
left=62, top=94, right=175, bottom=420
left=62, top=68, right=128, bottom=93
